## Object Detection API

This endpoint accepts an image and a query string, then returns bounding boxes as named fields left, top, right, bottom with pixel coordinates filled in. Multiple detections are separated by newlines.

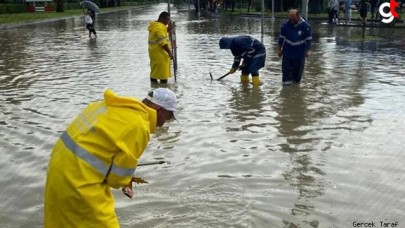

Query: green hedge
left=0, top=4, right=26, bottom=13
left=0, top=0, right=147, bottom=14
left=120, top=1, right=144, bottom=6
left=64, top=2, right=85, bottom=10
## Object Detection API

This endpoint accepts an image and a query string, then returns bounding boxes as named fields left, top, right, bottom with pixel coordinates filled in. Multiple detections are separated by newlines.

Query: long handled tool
left=122, top=160, right=167, bottom=198
left=210, top=66, right=241, bottom=81
left=216, top=71, right=233, bottom=81
left=137, top=160, right=166, bottom=166
left=169, top=21, right=177, bottom=81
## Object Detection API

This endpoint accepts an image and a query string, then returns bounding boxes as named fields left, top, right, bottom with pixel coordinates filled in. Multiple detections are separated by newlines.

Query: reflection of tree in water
left=184, top=16, right=262, bottom=35
left=334, top=26, right=405, bottom=54
left=226, top=85, right=266, bottom=132
left=0, top=31, right=35, bottom=105
left=274, top=85, right=326, bottom=228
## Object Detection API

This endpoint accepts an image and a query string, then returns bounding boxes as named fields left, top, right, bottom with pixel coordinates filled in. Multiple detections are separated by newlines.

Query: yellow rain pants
left=44, top=89, right=157, bottom=228
left=148, top=20, right=171, bottom=80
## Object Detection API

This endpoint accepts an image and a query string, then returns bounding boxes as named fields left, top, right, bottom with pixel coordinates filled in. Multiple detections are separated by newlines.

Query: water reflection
left=87, top=38, right=99, bottom=51
left=0, top=32, right=34, bottom=94
left=275, top=86, right=308, bottom=152
left=227, top=84, right=266, bottom=124
left=274, top=85, right=327, bottom=227
left=1, top=3, right=405, bottom=228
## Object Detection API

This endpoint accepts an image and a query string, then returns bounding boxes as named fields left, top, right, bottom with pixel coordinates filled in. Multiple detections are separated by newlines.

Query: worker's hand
left=305, top=50, right=312, bottom=57
left=229, top=68, right=237, bottom=74
left=277, top=49, right=282, bottom=58
left=167, top=51, right=173, bottom=60
left=167, top=20, right=173, bottom=32
left=122, top=176, right=148, bottom=199
left=122, top=186, right=133, bottom=199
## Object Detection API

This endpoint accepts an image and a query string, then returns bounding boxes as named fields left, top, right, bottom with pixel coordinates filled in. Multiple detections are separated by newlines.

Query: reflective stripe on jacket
left=278, top=18, right=312, bottom=60
left=44, top=89, right=157, bottom=228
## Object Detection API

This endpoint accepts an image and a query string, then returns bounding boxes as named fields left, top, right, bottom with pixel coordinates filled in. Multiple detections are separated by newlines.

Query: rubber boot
left=240, top=74, right=249, bottom=84
left=252, top=75, right=261, bottom=86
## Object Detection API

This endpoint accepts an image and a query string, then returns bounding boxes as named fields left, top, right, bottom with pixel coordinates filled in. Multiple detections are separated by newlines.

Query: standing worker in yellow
left=44, top=88, right=179, bottom=227
left=148, top=11, right=173, bottom=84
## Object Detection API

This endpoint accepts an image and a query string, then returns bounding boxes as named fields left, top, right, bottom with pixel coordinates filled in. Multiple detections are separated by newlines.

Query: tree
left=309, top=0, right=322, bottom=13
left=56, top=0, right=64, bottom=12
left=271, top=0, right=283, bottom=12
left=247, top=0, right=252, bottom=12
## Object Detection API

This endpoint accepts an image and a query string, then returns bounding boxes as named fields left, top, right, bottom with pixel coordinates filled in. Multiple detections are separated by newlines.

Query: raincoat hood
left=104, top=89, right=157, bottom=133
left=219, top=37, right=233, bottom=49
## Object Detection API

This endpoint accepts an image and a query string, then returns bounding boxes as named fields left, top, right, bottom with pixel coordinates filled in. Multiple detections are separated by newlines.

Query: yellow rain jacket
left=44, top=89, right=157, bottom=228
left=148, top=20, right=171, bottom=80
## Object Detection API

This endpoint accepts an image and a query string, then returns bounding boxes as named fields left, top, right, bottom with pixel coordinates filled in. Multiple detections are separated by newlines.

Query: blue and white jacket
left=220, top=35, right=266, bottom=69
left=279, top=18, right=312, bottom=59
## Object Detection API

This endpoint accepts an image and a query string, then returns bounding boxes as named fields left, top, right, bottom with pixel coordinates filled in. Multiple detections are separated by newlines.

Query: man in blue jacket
left=219, top=35, right=266, bottom=86
left=277, top=9, right=312, bottom=85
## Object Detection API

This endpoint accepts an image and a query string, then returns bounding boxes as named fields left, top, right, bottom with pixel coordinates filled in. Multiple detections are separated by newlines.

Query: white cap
left=146, top=88, right=179, bottom=122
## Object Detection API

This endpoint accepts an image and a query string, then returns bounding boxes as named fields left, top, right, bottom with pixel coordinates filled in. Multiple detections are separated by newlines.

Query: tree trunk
left=309, top=0, right=322, bottom=13
left=56, top=0, right=64, bottom=12
left=273, top=0, right=283, bottom=12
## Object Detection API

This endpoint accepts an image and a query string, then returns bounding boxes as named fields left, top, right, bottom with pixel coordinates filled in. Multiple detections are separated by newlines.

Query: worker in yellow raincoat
left=44, top=88, right=178, bottom=227
left=148, top=11, right=173, bottom=84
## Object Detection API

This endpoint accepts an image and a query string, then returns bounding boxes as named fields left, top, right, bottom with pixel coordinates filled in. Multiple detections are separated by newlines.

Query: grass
left=0, top=4, right=146, bottom=26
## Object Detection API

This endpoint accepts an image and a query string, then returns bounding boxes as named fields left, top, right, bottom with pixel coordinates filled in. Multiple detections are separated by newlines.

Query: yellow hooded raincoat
left=44, top=89, right=157, bottom=228
left=148, top=20, right=171, bottom=80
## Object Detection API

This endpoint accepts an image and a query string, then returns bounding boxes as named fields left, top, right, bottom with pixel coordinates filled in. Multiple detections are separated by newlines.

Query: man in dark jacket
left=219, top=35, right=266, bottom=86
left=277, top=9, right=312, bottom=85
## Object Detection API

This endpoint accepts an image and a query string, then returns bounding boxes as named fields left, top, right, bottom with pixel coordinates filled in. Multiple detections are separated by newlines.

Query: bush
left=120, top=1, right=143, bottom=6
left=64, top=2, right=84, bottom=10
left=0, top=4, right=26, bottom=14
left=253, top=0, right=261, bottom=12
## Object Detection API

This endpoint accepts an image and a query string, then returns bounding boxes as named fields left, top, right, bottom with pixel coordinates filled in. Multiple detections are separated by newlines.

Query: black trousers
left=282, top=57, right=305, bottom=84
left=328, top=9, right=338, bottom=23
left=86, top=24, right=97, bottom=36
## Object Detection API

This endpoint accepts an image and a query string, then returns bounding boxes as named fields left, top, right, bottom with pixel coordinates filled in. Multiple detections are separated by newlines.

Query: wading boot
left=240, top=74, right=249, bottom=84
left=252, top=75, right=261, bottom=86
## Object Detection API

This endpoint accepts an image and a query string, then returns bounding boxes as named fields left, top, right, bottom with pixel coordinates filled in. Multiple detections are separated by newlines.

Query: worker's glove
left=229, top=68, right=237, bottom=74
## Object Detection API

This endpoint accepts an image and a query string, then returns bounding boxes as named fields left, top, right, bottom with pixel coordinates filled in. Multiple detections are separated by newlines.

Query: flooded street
left=1, top=4, right=404, bottom=227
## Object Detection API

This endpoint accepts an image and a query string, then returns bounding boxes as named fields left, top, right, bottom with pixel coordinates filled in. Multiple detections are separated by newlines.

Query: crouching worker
left=44, top=88, right=178, bottom=227
left=219, top=35, right=266, bottom=86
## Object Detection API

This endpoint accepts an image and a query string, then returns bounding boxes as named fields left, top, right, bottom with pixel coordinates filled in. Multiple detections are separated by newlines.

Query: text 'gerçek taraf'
left=353, top=221, right=399, bottom=227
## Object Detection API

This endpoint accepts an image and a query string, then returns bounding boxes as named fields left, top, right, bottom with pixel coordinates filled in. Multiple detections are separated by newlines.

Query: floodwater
left=1, top=3, right=405, bottom=228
